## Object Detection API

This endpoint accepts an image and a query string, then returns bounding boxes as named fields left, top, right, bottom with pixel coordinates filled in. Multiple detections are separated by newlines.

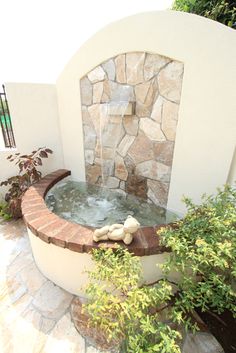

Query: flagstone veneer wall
left=80, top=52, right=184, bottom=207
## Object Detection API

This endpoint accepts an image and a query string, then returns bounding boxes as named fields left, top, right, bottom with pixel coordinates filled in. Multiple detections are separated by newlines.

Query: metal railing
left=0, top=85, right=16, bottom=148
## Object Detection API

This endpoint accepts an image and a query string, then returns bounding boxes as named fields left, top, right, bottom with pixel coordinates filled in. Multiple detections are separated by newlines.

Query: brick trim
left=22, top=169, right=170, bottom=256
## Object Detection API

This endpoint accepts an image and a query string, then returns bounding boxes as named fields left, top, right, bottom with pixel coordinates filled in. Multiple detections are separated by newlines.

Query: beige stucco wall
left=28, top=229, right=178, bottom=296
left=0, top=83, right=64, bottom=198
left=57, top=10, right=236, bottom=214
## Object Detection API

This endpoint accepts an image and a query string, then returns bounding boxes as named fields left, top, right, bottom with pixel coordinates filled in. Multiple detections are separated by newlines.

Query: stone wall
left=80, top=52, right=184, bottom=207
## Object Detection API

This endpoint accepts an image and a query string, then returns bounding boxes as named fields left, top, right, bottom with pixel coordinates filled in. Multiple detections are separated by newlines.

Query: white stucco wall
left=56, top=10, right=236, bottom=214
left=0, top=83, right=64, bottom=198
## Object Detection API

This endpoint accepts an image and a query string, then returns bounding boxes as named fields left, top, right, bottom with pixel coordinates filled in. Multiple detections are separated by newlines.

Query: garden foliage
left=84, top=184, right=236, bottom=352
left=172, top=0, right=236, bottom=29
left=0, top=147, right=53, bottom=219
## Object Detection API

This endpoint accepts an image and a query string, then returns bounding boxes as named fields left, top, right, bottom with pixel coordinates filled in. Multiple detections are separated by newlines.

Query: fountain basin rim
left=22, top=169, right=171, bottom=256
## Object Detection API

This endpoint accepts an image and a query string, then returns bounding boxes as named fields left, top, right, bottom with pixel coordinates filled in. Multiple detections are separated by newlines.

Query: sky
left=0, top=0, right=173, bottom=84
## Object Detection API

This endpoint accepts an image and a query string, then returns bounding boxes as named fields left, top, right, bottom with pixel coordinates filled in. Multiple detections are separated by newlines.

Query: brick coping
left=22, top=169, right=170, bottom=256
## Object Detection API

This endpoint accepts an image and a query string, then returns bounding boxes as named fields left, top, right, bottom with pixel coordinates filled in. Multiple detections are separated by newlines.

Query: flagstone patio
left=0, top=218, right=106, bottom=353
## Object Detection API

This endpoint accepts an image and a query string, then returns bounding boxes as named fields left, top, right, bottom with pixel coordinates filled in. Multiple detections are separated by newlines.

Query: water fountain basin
left=22, top=170, right=178, bottom=296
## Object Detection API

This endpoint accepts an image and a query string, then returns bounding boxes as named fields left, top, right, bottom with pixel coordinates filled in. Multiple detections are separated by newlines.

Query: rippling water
left=45, top=180, right=178, bottom=227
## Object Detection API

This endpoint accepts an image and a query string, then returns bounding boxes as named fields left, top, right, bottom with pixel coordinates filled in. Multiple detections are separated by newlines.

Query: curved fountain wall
left=22, top=170, right=180, bottom=296
left=80, top=52, right=184, bottom=207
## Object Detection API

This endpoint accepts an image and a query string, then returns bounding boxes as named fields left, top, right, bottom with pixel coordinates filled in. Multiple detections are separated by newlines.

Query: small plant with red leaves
left=0, top=147, right=53, bottom=219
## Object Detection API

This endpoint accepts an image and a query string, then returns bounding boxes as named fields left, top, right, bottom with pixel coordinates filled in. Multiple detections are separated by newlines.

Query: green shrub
left=85, top=246, right=181, bottom=353
left=84, top=184, right=236, bottom=352
left=172, top=0, right=236, bottom=29
left=159, top=184, right=236, bottom=322
left=0, top=201, right=12, bottom=220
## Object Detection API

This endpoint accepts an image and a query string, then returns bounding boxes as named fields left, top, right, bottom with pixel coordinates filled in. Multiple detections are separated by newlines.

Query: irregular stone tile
left=128, top=131, right=154, bottom=164
left=32, top=281, right=73, bottom=320
left=40, top=317, right=56, bottom=334
left=19, top=262, right=47, bottom=296
left=182, top=332, right=224, bottom=353
left=151, top=95, right=164, bottom=123
left=145, top=78, right=158, bottom=106
left=43, top=313, right=86, bottom=353
left=117, top=135, right=135, bottom=157
left=83, top=124, right=96, bottom=150
left=101, top=79, right=112, bottom=103
left=135, top=81, right=151, bottom=103
left=115, top=54, right=126, bottom=83
left=115, top=155, right=128, bottom=181
left=120, top=181, right=125, bottom=190
left=135, top=78, right=158, bottom=117
left=147, top=180, right=169, bottom=207
left=93, top=82, right=103, bottom=103
left=85, top=150, right=95, bottom=165
left=144, top=54, right=170, bottom=80
left=87, top=66, right=105, bottom=83
left=153, top=141, right=174, bottom=166
left=102, top=59, right=116, bottom=81
left=82, top=105, right=92, bottom=126
left=124, top=154, right=136, bottom=174
left=86, top=164, right=102, bottom=185
left=126, top=52, right=145, bottom=85
left=110, top=82, right=135, bottom=103
left=140, top=118, right=166, bottom=142
left=158, top=61, right=184, bottom=103
left=7, top=252, right=34, bottom=278
left=161, top=100, right=179, bottom=141
left=123, top=116, right=139, bottom=136
left=136, top=160, right=170, bottom=182
left=87, top=104, right=102, bottom=136
left=126, top=174, right=148, bottom=199
left=80, top=77, right=93, bottom=105
left=2, top=275, right=27, bottom=308
left=104, top=176, right=120, bottom=189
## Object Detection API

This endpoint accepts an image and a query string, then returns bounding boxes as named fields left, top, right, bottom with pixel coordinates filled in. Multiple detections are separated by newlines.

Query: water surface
left=45, top=180, right=178, bottom=227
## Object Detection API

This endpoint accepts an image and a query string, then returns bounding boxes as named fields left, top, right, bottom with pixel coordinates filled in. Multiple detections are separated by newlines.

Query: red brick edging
left=22, top=169, right=169, bottom=256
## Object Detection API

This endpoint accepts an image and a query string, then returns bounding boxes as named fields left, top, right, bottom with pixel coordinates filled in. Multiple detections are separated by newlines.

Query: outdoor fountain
left=22, top=51, right=184, bottom=296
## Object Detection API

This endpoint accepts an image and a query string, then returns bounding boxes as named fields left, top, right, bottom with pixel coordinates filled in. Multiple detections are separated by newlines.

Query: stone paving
left=0, top=219, right=103, bottom=353
left=0, top=218, right=224, bottom=353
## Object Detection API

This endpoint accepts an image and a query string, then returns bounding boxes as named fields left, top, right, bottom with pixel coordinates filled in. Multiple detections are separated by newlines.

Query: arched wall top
left=57, top=10, right=235, bottom=82
left=56, top=10, right=236, bottom=214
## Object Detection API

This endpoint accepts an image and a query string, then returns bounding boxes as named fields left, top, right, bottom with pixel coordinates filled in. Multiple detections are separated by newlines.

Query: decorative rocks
left=80, top=52, right=184, bottom=207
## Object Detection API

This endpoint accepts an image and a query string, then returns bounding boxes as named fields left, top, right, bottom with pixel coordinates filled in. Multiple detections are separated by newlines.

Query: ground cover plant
left=0, top=147, right=53, bottom=219
left=83, top=184, right=236, bottom=352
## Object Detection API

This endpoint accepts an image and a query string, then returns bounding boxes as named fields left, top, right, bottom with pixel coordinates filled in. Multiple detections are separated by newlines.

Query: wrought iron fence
left=0, top=85, right=16, bottom=148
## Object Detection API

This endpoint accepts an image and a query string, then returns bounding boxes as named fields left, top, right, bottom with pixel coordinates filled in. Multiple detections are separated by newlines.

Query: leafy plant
left=84, top=246, right=181, bottom=353
left=83, top=184, right=236, bottom=352
left=0, top=147, right=53, bottom=219
left=172, top=0, right=236, bottom=29
left=0, top=201, right=12, bottom=220
left=159, top=184, right=236, bottom=324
